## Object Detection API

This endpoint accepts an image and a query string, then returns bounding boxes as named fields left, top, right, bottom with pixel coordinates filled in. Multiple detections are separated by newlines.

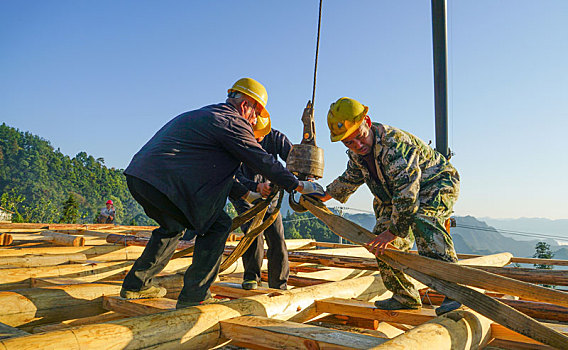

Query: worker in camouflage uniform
left=319, top=97, right=461, bottom=316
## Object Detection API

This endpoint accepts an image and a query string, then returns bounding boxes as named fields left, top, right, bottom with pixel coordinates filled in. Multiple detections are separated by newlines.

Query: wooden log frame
left=299, top=196, right=568, bottom=349
left=102, top=297, right=391, bottom=349
left=0, top=274, right=184, bottom=328
left=315, top=298, right=565, bottom=347
left=0, top=275, right=389, bottom=349
left=0, top=261, right=134, bottom=290
left=287, top=250, right=567, bottom=286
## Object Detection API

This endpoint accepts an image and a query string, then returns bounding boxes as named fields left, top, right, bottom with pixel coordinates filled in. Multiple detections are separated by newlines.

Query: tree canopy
left=0, top=123, right=153, bottom=225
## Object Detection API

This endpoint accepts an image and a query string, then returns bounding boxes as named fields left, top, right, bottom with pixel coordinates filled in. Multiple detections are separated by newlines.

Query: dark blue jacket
left=235, top=129, right=292, bottom=191
left=125, top=103, right=299, bottom=234
left=233, top=129, right=292, bottom=214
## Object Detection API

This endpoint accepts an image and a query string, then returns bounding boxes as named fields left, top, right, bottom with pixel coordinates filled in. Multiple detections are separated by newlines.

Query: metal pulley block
left=286, top=101, right=325, bottom=212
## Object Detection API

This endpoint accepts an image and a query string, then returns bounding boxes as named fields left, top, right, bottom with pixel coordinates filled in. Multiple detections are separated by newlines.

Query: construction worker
left=120, top=77, right=325, bottom=308
left=98, top=200, right=115, bottom=223
left=230, top=116, right=292, bottom=291
left=319, top=97, right=461, bottom=316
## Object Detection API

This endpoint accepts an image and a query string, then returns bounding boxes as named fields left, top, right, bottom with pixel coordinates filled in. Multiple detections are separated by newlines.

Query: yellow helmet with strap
left=253, top=114, right=271, bottom=139
left=327, top=97, right=369, bottom=142
left=228, top=77, right=270, bottom=119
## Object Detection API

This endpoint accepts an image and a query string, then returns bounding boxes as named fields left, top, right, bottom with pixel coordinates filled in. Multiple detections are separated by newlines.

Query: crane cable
left=311, top=0, right=323, bottom=107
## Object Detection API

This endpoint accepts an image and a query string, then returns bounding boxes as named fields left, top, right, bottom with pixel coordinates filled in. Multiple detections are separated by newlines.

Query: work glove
left=298, top=180, right=325, bottom=197
left=244, top=191, right=263, bottom=203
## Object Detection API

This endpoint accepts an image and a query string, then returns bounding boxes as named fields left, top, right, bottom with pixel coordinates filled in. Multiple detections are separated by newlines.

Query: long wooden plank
left=316, top=298, right=436, bottom=326
left=420, top=289, right=568, bottom=322
left=103, top=296, right=176, bottom=316
left=475, top=265, right=568, bottom=286
left=0, top=253, right=87, bottom=268
left=299, top=196, right=568, bottom=349
left=220, top=315, right=387, bottom=349
left=39, top=231, right=85, bottom=246
left=211, top=282, right=283, bottom=299
left=316, top=298, right=561, bottom=347
left=457, top=253, right=568, bottom=267
left=384, top=256, right=568, bottom=348
left=300, top=196, right=568, bottom=306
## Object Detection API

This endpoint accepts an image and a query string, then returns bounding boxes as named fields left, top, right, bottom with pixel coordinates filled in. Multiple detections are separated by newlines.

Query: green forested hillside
left=0, top=123, right=153, bottom=225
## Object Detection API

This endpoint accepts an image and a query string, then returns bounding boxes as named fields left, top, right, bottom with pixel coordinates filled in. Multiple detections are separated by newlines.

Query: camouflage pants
left=374, top=188, right=459, bottom=307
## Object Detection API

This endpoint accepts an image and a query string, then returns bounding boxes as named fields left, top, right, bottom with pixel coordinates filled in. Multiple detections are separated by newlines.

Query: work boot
left=120, top=285, right=167, bottom=300
left=176, top=297, right=230, bottom=309
left=242, top=280, right=258, bottom=290
left=435, top=297, right=462, bottom=316
left=374, top=297, right=421, bottom=310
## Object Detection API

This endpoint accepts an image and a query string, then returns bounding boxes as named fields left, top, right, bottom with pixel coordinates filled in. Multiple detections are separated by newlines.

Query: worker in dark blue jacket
left=120, top=78, right=325, bottom=308
left=231, top=126, right=292, bottom=291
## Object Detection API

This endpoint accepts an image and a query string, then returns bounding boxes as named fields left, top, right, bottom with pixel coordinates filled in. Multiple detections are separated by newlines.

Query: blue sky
left=1, top=1, right=567, bottom=219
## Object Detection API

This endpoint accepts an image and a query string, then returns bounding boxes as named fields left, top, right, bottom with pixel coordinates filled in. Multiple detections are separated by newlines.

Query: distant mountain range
left=481, top=217, right=568, bottom=243
left=339, top=212, right=568, bottom=260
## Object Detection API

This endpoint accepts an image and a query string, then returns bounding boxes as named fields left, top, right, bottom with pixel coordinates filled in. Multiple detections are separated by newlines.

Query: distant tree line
left=0, top=123, right=154, bottom=225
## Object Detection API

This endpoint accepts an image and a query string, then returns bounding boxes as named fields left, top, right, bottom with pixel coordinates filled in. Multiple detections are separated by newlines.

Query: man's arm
left=220, top=118, right=299, bottom=192
left=235, top=166, right=258, bottom=193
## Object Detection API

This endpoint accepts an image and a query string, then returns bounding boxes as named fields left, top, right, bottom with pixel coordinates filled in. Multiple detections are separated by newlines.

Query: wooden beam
left=0, top=233, right=13, bottom=246
left=380, top=251, right=568, bottom=348
left=0, top=261, right=136, bottom=290
left=0, top=253, right=88, bottom=268
left=316, top=298, right=435, bottom=326
left=0, top=275, right=388, bottom=349
left=0, top=322, right=29, bottom=340
left=0, top=245, right=145, bottom=259
left=103, top=296, right=176, bottom=316
left=420, top=289, right=568, bottom=322
left=456, top=253, right=568, bottom=267
left=374, top=309, right=492, bottom=349
left=39, top=231, right=85, bottom=246
left=211, top=282, right=284, bottom=299
left=475, top=265, right=568, bottom=286
left=314, top=314, right=380, bottom=331
left=487, top=338, right=554, bottom=350
left=316, top=297, right=560, bottom=347
left=31, top=312, right=126, bottom=334
left=219, top=316, right=387, bottom=349
left=0, top=274, right=183, bottom=328
left=299, top=196, right=568, bottom=349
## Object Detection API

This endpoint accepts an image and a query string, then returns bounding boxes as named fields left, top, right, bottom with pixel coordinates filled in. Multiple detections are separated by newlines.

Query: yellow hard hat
left=327, top=97, right=369, bottom=142
left=228, top=77, right=270, bottom=119
left=253, top=114, right=271, bottom=139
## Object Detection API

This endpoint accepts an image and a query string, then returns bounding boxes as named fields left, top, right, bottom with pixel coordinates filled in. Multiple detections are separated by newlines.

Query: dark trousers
left=234, top=199, right=289, bottom=290
left=123, top=175, right=232, bottom=303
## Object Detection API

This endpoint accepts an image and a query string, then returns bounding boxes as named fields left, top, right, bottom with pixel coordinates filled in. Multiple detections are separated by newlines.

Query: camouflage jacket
left=326, top=123, right=459, bottom=238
